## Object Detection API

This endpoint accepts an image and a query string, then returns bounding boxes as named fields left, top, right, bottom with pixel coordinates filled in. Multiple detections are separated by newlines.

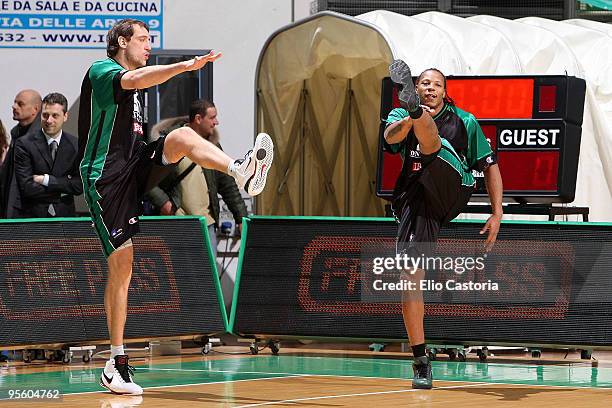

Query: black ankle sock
left=408, top=106, right=423, bottom=119
left=412, top=343, right=426, bottom=358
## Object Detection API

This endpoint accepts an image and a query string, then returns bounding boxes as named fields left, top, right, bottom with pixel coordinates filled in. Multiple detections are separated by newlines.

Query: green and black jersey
left=77, top=58, right=150, bottom=256
left=78, top=58, right=144, bottom=192
left=385, top=103, right=495, bottom=193
left=386, top=104, right=496, bottom=248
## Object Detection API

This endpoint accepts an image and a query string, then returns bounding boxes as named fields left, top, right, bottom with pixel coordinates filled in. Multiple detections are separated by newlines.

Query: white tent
left=566, top=18, right=612, bottom=37
left=412, top=11, right=522, bottom=75
left=255, top=11, right=612, bottom=221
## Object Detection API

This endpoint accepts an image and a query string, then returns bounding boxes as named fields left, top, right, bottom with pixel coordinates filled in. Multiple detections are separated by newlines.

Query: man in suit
left=14, top=92, right=82, bottom=218
left=0, top=89, right=42, bottom=217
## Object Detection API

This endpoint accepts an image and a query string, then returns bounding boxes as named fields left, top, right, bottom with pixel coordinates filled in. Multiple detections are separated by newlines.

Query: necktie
left=49, top=140, right=58, bottom=162
left=48, top=140, right=58, bottom=216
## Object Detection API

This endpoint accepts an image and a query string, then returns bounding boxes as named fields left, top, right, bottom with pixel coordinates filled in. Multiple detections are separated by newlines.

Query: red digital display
left=392, top=78, right=535, bottom=119
left=539, top=85, right=557, bottom=112
left=497, top=151, right=559, bottom=191
left=380, top=152, right=402, bottom=191
left=446, top=79, right=534, bottom=119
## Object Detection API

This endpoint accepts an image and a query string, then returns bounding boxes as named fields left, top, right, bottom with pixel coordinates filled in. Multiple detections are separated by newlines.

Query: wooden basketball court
left=1, top=347, right=611, bottom=407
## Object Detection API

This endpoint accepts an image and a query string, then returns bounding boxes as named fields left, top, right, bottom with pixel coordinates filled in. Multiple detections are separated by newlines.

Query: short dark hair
left=107, top=18, right=149, bottom=58
left=42, top=92, right=68, bottom=113
left=189, top=99, right=216, bottom=122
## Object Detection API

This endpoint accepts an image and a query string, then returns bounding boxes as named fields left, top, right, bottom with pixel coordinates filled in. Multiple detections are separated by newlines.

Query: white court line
left=282, top=358, right=600, bottom=370
left=143, top=374, right=309, bottom=391
left=144, top=368, right=307, bottom=376
left=230, top=382, right=492, bottom=408
left=2, top=366, right=609, bottom=402
left=67, top=355, right=608, bottom=372
left=145, top=367, right=409, bottom=381
left=141, top=367, right=612, bottom=390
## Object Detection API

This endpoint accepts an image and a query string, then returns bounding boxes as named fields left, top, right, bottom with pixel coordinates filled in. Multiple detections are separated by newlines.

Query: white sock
left=110, top=345, right=124, bottom=358
left=161, top=151, right=171, bottom=165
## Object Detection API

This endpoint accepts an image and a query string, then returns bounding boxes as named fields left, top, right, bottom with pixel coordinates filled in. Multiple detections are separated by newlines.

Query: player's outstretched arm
left=121, top=51, right=222, bottom=90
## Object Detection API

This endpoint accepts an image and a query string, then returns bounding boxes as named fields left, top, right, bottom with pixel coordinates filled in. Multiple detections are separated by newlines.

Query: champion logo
left=128, top=217, right=138, bottom=225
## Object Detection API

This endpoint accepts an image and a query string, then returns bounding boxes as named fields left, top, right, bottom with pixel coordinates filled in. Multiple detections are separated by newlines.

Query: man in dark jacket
left=14, top=93, right=82, bottom=217
left=0, top=89, right=42, bottom=217
left=147, top=100, right=247, bottom=252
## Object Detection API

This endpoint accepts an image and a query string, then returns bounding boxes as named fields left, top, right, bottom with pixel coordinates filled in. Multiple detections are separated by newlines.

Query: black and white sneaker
left=232, top=133, right=274, bottom=196
left=412, top=355, right=433, bottom=389
left=100, top=355, right=143, bottom=395
left=389, top=59, right=420, bottom=112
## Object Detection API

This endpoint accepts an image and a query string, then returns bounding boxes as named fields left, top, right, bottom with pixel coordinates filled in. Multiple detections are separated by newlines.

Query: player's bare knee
left=419, top=137, right=441, bottom=156
left=164, top=127, right=198, bottom=162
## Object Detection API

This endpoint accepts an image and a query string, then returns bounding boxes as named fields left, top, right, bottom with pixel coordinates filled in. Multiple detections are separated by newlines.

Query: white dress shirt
left=41, top=130, right=62, bottom=187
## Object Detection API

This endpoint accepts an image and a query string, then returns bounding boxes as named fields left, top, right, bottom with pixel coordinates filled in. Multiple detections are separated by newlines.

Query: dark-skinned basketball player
left=384, top=61, right=503, bottom=389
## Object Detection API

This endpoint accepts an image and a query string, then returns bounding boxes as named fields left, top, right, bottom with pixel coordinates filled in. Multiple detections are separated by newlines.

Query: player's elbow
left=383, top=128, right=390, bottom=141
left=383, top=125, right=395, bottom=142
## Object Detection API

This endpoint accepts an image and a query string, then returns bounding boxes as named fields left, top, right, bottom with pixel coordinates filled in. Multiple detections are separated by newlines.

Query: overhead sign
left=0, top=0, right=163, bottom=48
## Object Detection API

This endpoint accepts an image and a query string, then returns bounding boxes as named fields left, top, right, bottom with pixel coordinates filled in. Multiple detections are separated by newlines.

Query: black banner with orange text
left=232, top=217, right=612, bottom=347
left=0, top=217, right=226, bottom=347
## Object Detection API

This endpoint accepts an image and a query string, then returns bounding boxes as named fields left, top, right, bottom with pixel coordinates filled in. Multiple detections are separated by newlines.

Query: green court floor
left=1, top=355, right=610, bottom=398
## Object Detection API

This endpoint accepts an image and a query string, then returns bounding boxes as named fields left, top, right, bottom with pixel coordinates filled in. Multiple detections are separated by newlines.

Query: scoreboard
left=376, top=76, right=586, bottom=203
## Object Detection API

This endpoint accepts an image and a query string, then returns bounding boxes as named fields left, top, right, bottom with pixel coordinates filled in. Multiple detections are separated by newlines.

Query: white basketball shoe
left=100, top=355, right=143, bottom=395
left=231, top=133, right=274, bottom=196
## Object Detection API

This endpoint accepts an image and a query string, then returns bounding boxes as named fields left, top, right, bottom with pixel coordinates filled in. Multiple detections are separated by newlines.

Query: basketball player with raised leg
left=78, top=19, right=273, bottom=394
left=384, top=60, right=503, bottom=389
